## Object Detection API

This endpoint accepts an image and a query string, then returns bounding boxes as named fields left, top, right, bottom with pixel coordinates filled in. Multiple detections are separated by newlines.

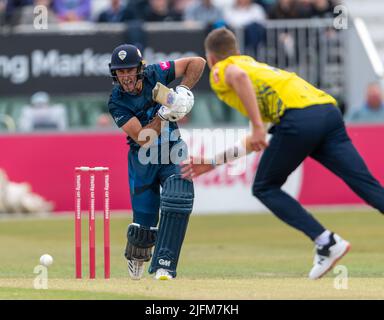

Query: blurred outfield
left=0, top=210, right=383, bottom=300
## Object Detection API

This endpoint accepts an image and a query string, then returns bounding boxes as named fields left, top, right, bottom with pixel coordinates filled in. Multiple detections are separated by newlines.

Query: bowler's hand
left=249, top=125, right=268, bottom=152
left=181, top=157, right=215, bottom=179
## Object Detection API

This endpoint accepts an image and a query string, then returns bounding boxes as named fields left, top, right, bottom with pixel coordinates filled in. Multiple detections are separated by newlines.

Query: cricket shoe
left=309, top=233, right=351, bottom=280
left=128, top=259, right=144, bottom=280
left=155, top=268, right=173, bottom=280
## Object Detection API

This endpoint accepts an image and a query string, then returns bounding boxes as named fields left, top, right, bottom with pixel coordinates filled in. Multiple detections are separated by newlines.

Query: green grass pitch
left=0, top=210, right=383, bottom=299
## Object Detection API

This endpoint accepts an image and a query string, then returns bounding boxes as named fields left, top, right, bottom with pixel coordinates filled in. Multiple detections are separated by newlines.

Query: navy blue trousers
left=252, top=104, right=384, bottom=240
left=128, top=141, right=187, bottom=228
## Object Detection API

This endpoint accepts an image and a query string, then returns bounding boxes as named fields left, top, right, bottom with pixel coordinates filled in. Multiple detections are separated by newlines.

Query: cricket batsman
left=108, top=44, right=205, bottom=280
left=181, top=28, right=384, bottom=279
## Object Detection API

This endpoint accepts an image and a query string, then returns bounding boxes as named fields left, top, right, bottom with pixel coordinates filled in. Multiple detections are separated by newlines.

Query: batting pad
left=149, top=175, right=194, bottom=277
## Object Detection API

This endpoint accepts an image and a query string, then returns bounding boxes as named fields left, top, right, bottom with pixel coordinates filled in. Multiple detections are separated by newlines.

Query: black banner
left=0, top=26, right=210, bottom=95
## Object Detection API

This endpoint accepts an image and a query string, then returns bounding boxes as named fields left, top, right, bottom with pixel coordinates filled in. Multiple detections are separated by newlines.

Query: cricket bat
left=152, top=82, right=175, bottom=108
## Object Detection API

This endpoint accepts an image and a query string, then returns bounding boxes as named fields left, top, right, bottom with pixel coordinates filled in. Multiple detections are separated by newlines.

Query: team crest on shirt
left=159, top=61, right=170, bottom=70
left=118, top=50, right=127, bottom=61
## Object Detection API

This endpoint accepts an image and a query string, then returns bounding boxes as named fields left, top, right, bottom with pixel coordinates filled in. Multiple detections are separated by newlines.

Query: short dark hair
left=204, top=28, right=239, bottom=60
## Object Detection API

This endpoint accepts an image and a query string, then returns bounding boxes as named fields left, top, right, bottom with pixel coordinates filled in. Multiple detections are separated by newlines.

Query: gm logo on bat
left=159, top=259, right=171, bottom=267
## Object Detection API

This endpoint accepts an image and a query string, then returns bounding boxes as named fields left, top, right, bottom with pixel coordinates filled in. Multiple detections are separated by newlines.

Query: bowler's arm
left=224, top=64, right=268, bottom=151
left=224, top=64, right=264, bottom=130
left=181, top=135, right=255, bottom=179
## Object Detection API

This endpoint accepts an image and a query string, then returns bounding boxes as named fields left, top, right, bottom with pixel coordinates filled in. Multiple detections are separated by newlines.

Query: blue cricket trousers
left=128, top=141, right=187, bottom=228
left=252, top=104, right=384, bottom=240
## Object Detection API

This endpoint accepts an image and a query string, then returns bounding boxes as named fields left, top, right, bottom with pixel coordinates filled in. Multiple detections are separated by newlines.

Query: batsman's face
left=116, top=68, right=141, bottom=93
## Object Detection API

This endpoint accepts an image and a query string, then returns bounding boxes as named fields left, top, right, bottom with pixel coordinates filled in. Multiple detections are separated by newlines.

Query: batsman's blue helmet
left=109, top=44, right=145, bottom=84
left=109, top=44, right=143, bottom=71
